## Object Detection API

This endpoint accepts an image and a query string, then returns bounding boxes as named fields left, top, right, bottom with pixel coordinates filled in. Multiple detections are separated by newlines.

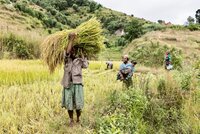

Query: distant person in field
left=61, top=33, right=89, bottom=127
left=117, top=55, right=134, bottom=88
left=165, top=51, right=173, bottom=70
left=106, top=59, right=113, bottom=69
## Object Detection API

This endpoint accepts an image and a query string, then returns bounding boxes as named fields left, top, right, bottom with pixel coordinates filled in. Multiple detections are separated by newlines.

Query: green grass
left=98, top=48, right=122, bottom=61
left=0, top=60, right=120, bottom=133
left=0, top=60, right=199, bottom=133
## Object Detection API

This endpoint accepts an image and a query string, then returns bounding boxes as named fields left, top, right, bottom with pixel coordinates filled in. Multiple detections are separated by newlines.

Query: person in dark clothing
left=106, top=60, right=113, bottom=69
left=165, top=51, right=173, bottom=70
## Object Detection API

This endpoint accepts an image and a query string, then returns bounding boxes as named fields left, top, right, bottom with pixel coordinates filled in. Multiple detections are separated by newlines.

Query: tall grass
left=0, top=60, right=59, bottom=85
left=0, top=60, right=122, bottom=133
left=0, top=60, right=199, bottom=133
left=0, top=32, right=42, bottom=59
left=95, top=69, right=200, bottom=133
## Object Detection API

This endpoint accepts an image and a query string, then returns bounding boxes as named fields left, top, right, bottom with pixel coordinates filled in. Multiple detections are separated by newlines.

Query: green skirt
left=62, top=84, right=84, bottom=110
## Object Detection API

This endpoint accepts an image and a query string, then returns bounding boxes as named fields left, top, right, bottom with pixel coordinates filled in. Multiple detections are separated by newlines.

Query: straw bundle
left=41, top=18, right=104, bottom=73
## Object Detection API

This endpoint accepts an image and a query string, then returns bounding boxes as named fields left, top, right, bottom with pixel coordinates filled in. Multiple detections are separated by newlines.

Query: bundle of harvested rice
left=41, top=18, right=104, bottom=73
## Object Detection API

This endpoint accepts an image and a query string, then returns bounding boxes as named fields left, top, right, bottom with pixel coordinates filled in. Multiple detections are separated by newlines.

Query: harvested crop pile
left=41, top=18, right=104, bottom=73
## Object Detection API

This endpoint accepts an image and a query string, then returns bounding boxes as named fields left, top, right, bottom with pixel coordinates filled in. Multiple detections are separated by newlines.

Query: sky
left=93, top=0, right=200, bottom=25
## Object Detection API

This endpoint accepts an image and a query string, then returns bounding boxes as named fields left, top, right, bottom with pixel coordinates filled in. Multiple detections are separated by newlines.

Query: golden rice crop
left=41, top=18, right=104, bottom=73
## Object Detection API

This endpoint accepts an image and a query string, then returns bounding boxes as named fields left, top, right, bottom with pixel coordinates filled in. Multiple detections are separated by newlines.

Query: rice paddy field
left=0, top=60, right=200, bottom=133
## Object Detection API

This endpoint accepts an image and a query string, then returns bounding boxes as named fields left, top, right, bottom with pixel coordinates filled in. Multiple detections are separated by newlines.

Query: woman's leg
left=74, top=84, right=84, bottom=123
left=68, top=110, right=74, bottom=126
left=62, top=86, right=74, bottom=126
left=76, top=110, right=81, bottom=123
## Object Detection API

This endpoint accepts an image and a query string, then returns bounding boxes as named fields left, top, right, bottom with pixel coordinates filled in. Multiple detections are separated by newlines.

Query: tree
left=43, top=18, right=57, bottom=28
left=125, top=19, right=144, bottom=42
left=89, top=1, right=101, bottom=12
left=115, top=37, right=127, bottom=47
left=195, top=9, right=200, bottom=24
left=158, top=20, right=165, bottom=24
left=46, top=6, right=57, bottom=16
left=72, top=4, right=79, bottom=12
left=54, top=0, right=68, bottom=10
left=107, top=21, right=124, bottom=33
left=187, top=16, right=195, bottom=24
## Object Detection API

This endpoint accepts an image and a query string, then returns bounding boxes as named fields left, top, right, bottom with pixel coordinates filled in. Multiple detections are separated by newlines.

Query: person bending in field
left=117, top=55, right=134, bottom=88
left=106, top=59, right=113, bottom=69
left=61, top=33, right=89, bottom=127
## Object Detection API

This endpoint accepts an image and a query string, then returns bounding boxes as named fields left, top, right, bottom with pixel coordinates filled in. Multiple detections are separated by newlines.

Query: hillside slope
left=124, top=29, right=200, bottom=66
left=0, top=0, right=138, bottom=35
left=0, top=0, right=142, bottom=59
left=1, top=0, right=199, bottom=63
left=0, top=4, right=45, bottom=40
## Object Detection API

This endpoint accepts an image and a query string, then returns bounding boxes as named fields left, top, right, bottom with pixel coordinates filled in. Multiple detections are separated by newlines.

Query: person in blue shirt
left=117, top=55, right=134, bottom=88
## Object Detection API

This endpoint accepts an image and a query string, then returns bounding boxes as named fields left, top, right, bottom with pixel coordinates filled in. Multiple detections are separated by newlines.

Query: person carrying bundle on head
left=61, top=33, right=89, bottom=127
left=117, top=55, right=134, bottom=88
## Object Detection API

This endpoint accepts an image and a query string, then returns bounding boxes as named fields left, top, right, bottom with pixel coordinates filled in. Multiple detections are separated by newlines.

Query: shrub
left=14, top=42, right=32, bottom=59
left=115, top=37, right=127, bottom=47
left=187, top=24, right=200, bottom=31
left=14, top=2, right=45, bottom=20
left=54, top=0, right=68, bottom=10
left=104, top=41, right=112, bottom=48
left=0, top=0, right=11, bottom=4
left=34, top=11, right=45, bottom=20
left=143, top=74, right=191, bottom=133
left=143, top=23, right=166, bottom=33
left=0, top=33, right=40, bottom=59
left=14, top=2, right=26, bottom=11
left=96, top=89, right=148, bottom=134
left=170, top=25, right=188, bottom=30
left=96, top=73, right=193, bottom=133
left=72, top=4, right=79, bottom=12
left=125, top=19, right=145, bottom=42
left=194, top=60, right=200, bottom=79
left=42, top=17, right=57, bottom=28
left=54, top=12, right=68, bottom=25
left=107, top=21, right=124, bottom=33
left=89, top=1, right=98, bottom=13
left=24, top=7, right=35, bottom=16
left=46, top=6, right=57, bottom=15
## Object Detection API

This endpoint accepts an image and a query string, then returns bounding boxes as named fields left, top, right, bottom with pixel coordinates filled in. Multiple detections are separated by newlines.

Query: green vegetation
left=124, top=29, right=200, bottom=68
left=194, top=60, right=200, bottom=79
left=0, top=0, right=199, bottom=61
left=96, top=70, right=200, bottom=133
left=9, top=0, right=131, bottom=32
left=187, top=24, right=200, bottom=31
left=0, top=60, right=199, bottom=133
left=195, top=9, right=200, bottom=24
left=143, top=23, right=166, bottom=33
left=124, top=19, right=145, bottom=42
left=0, top=33, right=40, bottom=59
left=129, top=42, right=182, bottom=69
left=0, top=1, right=199, bottom=132
left=0, top=0, right=137, bottom=59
